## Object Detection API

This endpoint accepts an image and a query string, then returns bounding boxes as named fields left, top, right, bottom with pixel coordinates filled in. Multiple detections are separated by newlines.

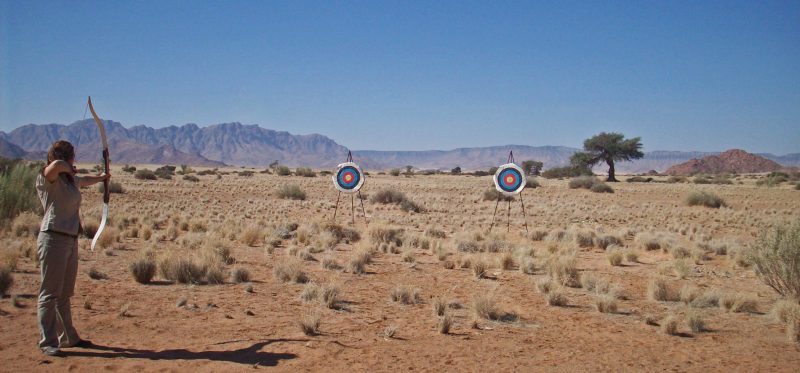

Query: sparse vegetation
left=277, top=184, right=307, bottom=200
left=686, top=191, right=726, bottom=208
left=747, top=220, right=800, bottom=300
left=129, top=258, right=156, bottom=284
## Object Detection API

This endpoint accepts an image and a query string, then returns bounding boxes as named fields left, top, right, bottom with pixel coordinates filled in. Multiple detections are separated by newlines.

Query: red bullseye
left=504, top=175, right=516, bottom=185
left=344, top=173, right=353, bottom=182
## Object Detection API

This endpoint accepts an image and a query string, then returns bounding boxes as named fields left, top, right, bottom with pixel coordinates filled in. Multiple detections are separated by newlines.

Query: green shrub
left=666, top=176, right=688, bottom=183
left=277, top=184, right=306, bottom=200
left=276, top=166, right=291, bottom=176
left=237, top=171, right=254, bottom=177
left=389, top=168, right=401, bottom=177
left=590, top=182, right=614, bottom=193
left=183, top=175, right=200, bottom=182
left=0, top=162, right=41, bottom=220
left=155, top=165, right=175, bottom=179
left=686, top=191, right=726, bottom=208
left=626, top=176, right=653, bottom=183
left=746, top=220, right=800, bottom=300
left=121, top=164, right=136, bottom=173
left=542, top=166, right=593, bottom=179
left=134, top=169, right=157, bottom=180
left=526, top=179, right=540, bottom=188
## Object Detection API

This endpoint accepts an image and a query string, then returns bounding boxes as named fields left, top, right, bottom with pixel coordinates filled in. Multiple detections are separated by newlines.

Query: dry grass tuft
left=438, top=313, right=454, bottom=334
left=607, top=250, right=623, bottom=266
left=231, top=267, right=251, bottom=283
left=0, top=267, right=13, bottom=297
left=129, top=257, right=156, bottom=284
left=661, top=314, right=679, bottom=335
left=546, top=290, right=569, bottom=307
left=472, top=293, right=516, bottom=322
left=546, top=255, right=580, bottom=287
left=390, top=286, right=421, bottom=305
left=647, top=277, right=670, bottom=302
left=298, top=311, right=321, bottom=336
left=594, top=294, right=618, bottom=313
left=273, top=258, right=308, bottom=283
left=686, top=310, right=706, bottom=333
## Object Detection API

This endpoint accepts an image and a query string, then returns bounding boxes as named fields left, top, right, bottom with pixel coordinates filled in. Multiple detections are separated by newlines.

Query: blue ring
left=337, top=166, right=361, bottom=189
left=497, top=168, right=522, bottom=193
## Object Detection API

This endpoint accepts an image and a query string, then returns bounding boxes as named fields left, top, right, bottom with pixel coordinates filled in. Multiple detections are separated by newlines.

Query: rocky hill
left=665, top=149, right=785, bottom=175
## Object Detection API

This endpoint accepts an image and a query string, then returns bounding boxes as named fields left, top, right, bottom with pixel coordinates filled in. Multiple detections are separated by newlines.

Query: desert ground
left=1, top=165, right=799, bottom=372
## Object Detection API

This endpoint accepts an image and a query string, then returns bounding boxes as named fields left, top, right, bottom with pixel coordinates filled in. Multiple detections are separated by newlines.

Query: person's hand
left=100, top=172, right=111, bottom=181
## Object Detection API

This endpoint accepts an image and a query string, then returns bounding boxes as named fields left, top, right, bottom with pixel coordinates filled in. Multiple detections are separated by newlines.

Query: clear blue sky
left=1, top=0, right=798, bottom=154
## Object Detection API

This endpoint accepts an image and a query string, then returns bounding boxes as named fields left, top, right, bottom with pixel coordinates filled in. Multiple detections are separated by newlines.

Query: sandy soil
left=1, top=167, right=799, bottom=372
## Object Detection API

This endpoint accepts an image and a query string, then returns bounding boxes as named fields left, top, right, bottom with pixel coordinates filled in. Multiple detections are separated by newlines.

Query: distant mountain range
left=1, top=120, right=797, bottom=173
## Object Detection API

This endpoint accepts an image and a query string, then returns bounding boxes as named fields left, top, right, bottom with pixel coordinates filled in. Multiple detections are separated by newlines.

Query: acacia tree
left=575, top=132, right=643, bottom=182
left=522, top=160, right=544, bottom=176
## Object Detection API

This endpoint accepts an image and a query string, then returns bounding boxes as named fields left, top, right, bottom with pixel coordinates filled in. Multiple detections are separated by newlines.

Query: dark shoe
left=41, top=346, right=63, bottom=357
left=60, top=339, right=93, bottom=348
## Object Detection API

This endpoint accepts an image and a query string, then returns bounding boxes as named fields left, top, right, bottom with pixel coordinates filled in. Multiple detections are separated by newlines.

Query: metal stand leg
left=357, top=191, right=368, bottom=226
left=350, top=194, right=355, bottom=225
left=332, top=191, right=341, bottom=221
left=507, top=199, right=511, bottom=232
left=489, top=197, right=500, bottom=232
left=519, top=193, right=529, bottom=234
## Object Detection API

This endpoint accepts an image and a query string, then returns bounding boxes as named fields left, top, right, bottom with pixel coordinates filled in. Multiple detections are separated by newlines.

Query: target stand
left=332, top=151, right=368, bottom=225
left=489, top=151, right=530, bottom=233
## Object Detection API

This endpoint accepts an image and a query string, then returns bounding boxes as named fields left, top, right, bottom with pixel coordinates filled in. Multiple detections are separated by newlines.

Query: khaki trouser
left=37, top=231, right=80, bottom=349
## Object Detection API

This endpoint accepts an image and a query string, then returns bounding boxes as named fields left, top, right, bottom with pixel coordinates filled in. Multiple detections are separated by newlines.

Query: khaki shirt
left=36, top=173, right=82, bottom=236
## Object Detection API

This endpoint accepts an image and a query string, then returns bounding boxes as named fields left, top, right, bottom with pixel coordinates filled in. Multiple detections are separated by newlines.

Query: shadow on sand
left=63, top=339, right=303, bottom=367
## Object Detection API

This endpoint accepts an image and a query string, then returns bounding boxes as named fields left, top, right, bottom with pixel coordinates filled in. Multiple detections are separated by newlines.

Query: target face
left=333, top=162, right=365, bottom=193
left=494, top=163, right=526, bottom=195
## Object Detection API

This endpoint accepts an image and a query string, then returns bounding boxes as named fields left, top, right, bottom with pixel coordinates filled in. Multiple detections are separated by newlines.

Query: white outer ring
left=332, top=162, right=365, bottom=194
left=493, top=163, right=527, bottom=196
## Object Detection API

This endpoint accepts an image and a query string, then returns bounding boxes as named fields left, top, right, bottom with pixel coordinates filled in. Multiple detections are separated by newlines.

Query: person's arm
left=42, top=160, right=74, bottom=183
left=79, top=172, right=111, bottom=187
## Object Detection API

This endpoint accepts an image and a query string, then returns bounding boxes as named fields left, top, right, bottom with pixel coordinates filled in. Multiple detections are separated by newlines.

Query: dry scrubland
left=1, top=165, right=800, bottom=372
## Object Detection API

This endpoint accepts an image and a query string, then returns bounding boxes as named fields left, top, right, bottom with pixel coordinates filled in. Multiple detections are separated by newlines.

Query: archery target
left=333, top=162, right=365, bottom=193
left=494, top=163, right=526, bottom=195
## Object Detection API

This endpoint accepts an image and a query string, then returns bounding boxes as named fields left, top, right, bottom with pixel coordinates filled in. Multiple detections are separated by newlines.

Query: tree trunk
left=606, top=158, right=617, bottom=182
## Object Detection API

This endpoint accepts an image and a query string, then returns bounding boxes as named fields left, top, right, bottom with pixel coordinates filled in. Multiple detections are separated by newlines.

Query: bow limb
left=88, top=96, right=110, bottom=252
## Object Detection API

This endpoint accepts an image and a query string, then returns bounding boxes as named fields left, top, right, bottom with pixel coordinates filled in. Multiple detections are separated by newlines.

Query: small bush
left=568, top=176, right=600, bottom=190
left=347, top=248, right=372, bottom=274
left=273, top=258, right=308, bottom=283
left=183, top=175, right=199, bottom=182
left=546, top=290, right=568, bottom=307
left=389, top=168, right=401, bottom=176
left=686, top=311, right=705, bottom=333
left=295, top=167, right=316, bottom=177
left=482, top=189, right=513, bottom=202
left=661, top=315, right=679, bottom=335
left=594, top=295, right=617, bottom=313
left=590, top=182, right=614, bottom=193
left=536, top=277, right=554, bottom=294
left=686, top=191, right=726, bottom=208
left=390, top=286, right=421, bottom=305
left=135, top=169, right=157, bottom=180
left=231, top=267, right=251, bottom=283
left=747, top=220, right=800, bottom=300
left=438, top=313, right=454, bottom=334
left=647, top=277, right=670, bottom=301
left=277, top=184, right=306, bottom=200
left=159, top=255, right=204, bottom=284
left=98, top=181, right=125, bottom=194
left=0, top=163, right=41, bottom=220
left=276, top=166, right=291, bottom=176
left=298, top=311, right=320, bottom=336
left=472, top=293, right=515, bottom=321
left=370, top=189, right=406, bottom=204
left=546, top=255, right=580, bottom=287
left=129, top=258, right=156, bottom=284
left=607, top=250, right=623, bottom=266
left=88, top=268, right=108, bottom=280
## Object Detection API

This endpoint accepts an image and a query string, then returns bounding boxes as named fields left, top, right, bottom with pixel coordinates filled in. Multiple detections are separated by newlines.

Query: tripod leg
left=489, top=197, right=500, bottom=232
left=520, top=193, right=529, bottom=234
left=358, top=190, right=368, bottom=225
left=507, top=199, right=511, bottom=232
left=333, top=191, right=341, bottom=221
left=351, top=194, right=355, bottom=225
